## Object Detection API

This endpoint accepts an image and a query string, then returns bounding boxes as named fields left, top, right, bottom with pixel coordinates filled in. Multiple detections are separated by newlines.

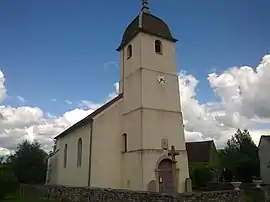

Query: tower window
left=127, top=44, right=132, bottom=59
left=77, top=138, right=82, bottom=168
left=155, top=40, right=162, bottom=54
left=122, top=133, right=127, bottom=152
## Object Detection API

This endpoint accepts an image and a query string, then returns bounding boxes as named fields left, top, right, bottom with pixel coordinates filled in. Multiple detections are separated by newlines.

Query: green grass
left=4, top=195, right=43, bottom=202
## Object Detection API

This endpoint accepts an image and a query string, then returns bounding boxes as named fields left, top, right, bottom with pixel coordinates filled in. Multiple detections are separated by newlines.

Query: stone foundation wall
left=19, top=184, right=244, bottom=202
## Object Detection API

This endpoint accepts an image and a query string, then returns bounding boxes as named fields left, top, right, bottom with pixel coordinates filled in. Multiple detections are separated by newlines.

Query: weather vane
left=141, top=0, right=150, bottom=13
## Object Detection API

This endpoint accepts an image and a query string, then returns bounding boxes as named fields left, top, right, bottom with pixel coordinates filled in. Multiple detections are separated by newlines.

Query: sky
left=0, top=0, right=270, bottom=155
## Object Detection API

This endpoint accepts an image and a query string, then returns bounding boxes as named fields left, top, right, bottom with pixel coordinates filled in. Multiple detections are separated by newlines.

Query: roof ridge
left=54, top=93, right=123, bottom=139
left=186, top=140, right=214, bottom=144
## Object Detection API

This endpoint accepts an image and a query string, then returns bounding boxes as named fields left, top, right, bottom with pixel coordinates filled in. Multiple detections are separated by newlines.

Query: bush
left=0, top=165, right=19, bottom=199
left=190, top=164, right=213, bottom=187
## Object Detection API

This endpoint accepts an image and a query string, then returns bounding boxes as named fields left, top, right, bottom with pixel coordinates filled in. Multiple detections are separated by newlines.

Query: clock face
left=156, top=74, right=166, bottom=86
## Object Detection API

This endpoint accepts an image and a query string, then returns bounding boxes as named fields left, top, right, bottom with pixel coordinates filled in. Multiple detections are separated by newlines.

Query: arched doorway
left=158, top=159, right=173, bottom=193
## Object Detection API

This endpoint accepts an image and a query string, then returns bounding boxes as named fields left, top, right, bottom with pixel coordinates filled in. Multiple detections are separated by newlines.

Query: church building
left=46, top=1, right=190, bottom=193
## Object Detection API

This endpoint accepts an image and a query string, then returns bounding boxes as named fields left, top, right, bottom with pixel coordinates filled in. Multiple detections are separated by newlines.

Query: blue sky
left=1, top=0, right=269, bottom=115
left=0, top=0, right=270, bottom=153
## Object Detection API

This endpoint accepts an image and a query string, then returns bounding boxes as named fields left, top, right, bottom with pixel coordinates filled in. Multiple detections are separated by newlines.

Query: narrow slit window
left=127, top=44, right=132, bottom=59
left=155, top=40, right=162, bottom=54
left=123, top=133, right=127, bottom=152
left=77, top=138, right=82, bottom=167
left=64, top=144, right=68, bottom=168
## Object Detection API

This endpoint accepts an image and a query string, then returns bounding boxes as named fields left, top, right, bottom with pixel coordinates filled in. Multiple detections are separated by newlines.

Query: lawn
left=4, top=195, right=43, bottom=202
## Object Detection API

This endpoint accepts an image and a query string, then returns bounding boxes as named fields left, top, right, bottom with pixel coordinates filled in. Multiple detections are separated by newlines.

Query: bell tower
left=118, top=1, right=189, bottom=193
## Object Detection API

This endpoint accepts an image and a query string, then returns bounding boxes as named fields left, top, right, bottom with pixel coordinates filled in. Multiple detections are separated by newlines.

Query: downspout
left=88, top=119, right=94, bottom=186
left=139, top=24, right=144, bottom=189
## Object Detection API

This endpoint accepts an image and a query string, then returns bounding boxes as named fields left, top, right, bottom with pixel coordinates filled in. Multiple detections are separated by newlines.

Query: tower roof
left=116, top=12, right=178, bottom=51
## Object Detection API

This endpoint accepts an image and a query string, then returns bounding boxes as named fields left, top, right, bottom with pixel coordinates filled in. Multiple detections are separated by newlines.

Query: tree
left=220, top=129, right=259, bottom=182
left=0, top=157, right=18, bottom=199
left=8, top=140, right=48, bottom=184
left=49, top=139, right=57, bottom=155
left=52, top=139, right=57, bottom=152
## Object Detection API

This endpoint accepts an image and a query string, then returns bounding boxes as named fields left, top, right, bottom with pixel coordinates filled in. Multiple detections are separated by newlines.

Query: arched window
left=77, top=138, right=82, bottom=167
left=127, top=44, right=132, bottom=59
left=64, top=144, right=67, bottom=168
left=155, top=40, right=162, bottom=54
left=122, top=133, right=127, bottom=152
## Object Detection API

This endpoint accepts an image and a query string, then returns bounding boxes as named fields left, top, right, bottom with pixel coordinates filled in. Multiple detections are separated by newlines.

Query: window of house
left=122, top=133, right=127, bottom=152
left=77, top=138, right=82, bottom=167
left=127, top=44, right=132, bottom=59
left=64, top=144, right=67, bottom=168
left=155, top=40, right=162, bottom=54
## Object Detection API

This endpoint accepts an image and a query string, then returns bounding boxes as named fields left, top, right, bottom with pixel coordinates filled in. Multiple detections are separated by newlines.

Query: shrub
left=190, top=164, right=213, bottom=187
left=0, top=165, right=19, bottom=199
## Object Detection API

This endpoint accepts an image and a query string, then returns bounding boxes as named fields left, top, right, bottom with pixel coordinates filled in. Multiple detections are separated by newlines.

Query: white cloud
left=16, top=96, right=26, bottom=102
left=0, top=71, right=7, bottom=102
left=181, top=54, right=270, bottom=147
left=65, top=100, right=72, bottom=105
left=1, top=54, right=270, bottom=155
left=78, top=100, right=102, bottom=110
left=0, top=147, right=10, bottom=157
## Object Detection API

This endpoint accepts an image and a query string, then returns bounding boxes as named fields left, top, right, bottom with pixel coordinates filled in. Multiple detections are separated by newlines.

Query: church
left=46, top=1, right=190, bottom=193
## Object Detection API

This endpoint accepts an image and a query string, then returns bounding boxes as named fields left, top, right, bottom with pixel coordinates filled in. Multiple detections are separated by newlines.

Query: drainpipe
left=88, top=119, right=93, bottom=186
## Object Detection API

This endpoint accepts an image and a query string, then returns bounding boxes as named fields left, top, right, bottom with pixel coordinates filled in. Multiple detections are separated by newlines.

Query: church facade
left=46, top=2, right=190, bottom=193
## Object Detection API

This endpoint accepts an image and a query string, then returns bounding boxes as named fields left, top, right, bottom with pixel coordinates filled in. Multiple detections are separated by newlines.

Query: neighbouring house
left=186, top=140, right=218, bottom=183
left=186, top=140, right=217, bottom=165
left=45, top=1, right=190, bottom=193
left=258, top=135, right=270, bottom=184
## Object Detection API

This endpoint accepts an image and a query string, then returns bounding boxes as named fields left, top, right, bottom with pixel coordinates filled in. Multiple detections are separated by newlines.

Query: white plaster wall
left=142, top=109, right=186, bottom=150
left=46, top=154, right=58, bottom=185
left=142, top=150, right=189, bottom=193
left=140, top=33, right=177, bottom=76
left=122, top=152, right=143, bottom=190
left=176, top=151, right=190, bottom=192
left=120, top=32, right=189, bottom=193
left=123, top=70, right=142, bottom=114
left=90, top=99, right=123, bottom=189
left=141, top=69, right=181, bottom=112
left=259, top=139, right=270, bottom=184
left=122, top=149, right=189, bottom=193
left=122, top=109, right=142, bottom=151
left=56, top=124, right=91, bottom=186
left=121, top=33, right=142, bottom=78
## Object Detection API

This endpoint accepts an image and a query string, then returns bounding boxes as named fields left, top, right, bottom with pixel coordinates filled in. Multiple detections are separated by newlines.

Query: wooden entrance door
left=158, top=159, right=173, bottom=193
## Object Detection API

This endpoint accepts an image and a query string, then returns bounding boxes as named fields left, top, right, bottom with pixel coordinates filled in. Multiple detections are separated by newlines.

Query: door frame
left=155, top=156, right=179, bottom=192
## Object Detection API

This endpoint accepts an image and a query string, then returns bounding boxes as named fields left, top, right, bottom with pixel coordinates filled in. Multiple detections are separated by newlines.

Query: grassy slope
left=4, top=195, right=42, bottom=202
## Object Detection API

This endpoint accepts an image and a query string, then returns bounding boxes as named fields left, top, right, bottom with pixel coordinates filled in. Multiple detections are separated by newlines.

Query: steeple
left=116, top=1, right=178, bottom=51
left=141, top=0, right=150, bottom=14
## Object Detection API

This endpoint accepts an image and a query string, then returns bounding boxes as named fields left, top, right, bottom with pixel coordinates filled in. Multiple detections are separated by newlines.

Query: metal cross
left=141, top=0, right=150, bottom=13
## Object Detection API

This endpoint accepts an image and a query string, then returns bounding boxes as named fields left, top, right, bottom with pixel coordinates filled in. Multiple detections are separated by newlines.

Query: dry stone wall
left=19, top=184, right=244, bottom=202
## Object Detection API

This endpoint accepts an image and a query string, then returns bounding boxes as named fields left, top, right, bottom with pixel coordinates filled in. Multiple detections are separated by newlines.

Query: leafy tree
left=8, top=140, right=48, bottom=184
left=52, top=139, right=57, bottom=152
left=220, top=129, right=259, bottom=182
left=49, top=139, right=57, bottom=155
left=0, top=157, right=18, bottom=199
